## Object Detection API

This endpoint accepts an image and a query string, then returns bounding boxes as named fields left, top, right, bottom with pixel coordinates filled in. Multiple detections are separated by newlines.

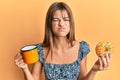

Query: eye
left=64, top=17, right=70, bottom=21
left=52, top=18, right=60, bottom=22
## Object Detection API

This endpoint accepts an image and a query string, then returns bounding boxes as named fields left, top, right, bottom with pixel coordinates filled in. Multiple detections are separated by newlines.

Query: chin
left=56, top=34, right=68, bottom=37
left=54, top=32, right=69, bottom=37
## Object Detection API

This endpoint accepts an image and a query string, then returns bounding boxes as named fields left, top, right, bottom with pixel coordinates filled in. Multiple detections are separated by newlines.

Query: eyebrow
left=52, top=18, right=59, bottom=19
left=64, top=17, right=69, bottom=18
left=63, top=17, right=70, bottom=19
left=52, top=17, right=70, bottom=19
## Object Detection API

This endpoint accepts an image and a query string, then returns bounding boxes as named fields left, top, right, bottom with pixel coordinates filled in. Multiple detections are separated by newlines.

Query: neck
left=52, top=37, right=70, bottom=50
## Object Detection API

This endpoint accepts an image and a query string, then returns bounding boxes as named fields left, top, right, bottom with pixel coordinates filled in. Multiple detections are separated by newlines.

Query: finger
left=108, top=53, right=112, bottom=61
left=106, top=53, right=109, bottom=62
left=14, top=53, right=21, bottom=60
left=19, top=59, right=25, bottom=65
left=100, top=55, right=108, bottom=69
left=17, top=55, right=23, bottom=61
left=98, top=57, right=103, bottom=70
left=18, top=61, right=28, bottom=69
left=14, top=53, right=23, bottom=63
left=106, top=53, right=110, bottom=65
left=17, top=62, right=25, bottom=68
left=16, top=59, right=25, bottom=67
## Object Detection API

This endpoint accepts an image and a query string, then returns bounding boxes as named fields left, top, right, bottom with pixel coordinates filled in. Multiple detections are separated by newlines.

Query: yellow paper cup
left=21, top=45, right=39, bottom=64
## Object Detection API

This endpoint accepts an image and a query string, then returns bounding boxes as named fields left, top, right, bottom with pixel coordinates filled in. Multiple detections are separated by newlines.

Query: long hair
left=43, top=2, right=75, bottom=47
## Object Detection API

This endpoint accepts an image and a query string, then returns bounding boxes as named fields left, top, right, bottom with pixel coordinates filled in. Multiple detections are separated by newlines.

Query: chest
left=43, top=45, right=79, bottom=64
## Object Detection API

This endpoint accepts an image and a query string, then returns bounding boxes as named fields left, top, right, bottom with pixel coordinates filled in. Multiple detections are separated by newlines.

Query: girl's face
left=51, top=10, right=70, bottom=37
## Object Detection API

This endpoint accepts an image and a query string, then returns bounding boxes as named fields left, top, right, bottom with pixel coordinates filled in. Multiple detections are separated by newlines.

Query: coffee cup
left=21, top=45, right=39, bottom=64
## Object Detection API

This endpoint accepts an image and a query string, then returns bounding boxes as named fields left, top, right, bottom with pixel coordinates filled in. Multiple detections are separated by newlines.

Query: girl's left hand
left=91, top=53, right=112, bottom=72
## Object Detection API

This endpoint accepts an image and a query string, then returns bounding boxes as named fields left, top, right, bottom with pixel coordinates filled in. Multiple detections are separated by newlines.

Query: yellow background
left=0, top=0, right=120, bottom=80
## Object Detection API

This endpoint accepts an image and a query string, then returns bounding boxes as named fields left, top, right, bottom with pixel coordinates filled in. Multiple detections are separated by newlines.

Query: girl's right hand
left=14, top=53, right=28, bottom=70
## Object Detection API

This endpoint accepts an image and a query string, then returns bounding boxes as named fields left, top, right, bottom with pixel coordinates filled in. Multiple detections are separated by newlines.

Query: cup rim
left=21, top=45, right=37, bottom=52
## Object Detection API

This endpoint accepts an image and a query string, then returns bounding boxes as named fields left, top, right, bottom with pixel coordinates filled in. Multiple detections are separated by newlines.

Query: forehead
left=53, top=10, right=69, bottom=18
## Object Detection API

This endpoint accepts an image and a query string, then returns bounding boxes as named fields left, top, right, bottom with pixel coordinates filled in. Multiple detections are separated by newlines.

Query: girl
left=14, top=2, right=111, bottom=80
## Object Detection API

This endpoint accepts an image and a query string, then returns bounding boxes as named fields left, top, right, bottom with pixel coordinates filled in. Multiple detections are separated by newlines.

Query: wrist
left=90, top=68, right=98, bottom=74
left=22, top=67, right=29, bottom=72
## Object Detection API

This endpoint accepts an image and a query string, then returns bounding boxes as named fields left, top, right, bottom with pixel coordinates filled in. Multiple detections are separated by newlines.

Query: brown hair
left=43, top=2, right=75, bottom=47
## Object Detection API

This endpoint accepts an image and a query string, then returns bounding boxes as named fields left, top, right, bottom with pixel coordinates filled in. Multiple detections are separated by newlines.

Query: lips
left=58, top=27, right=66, bottom=30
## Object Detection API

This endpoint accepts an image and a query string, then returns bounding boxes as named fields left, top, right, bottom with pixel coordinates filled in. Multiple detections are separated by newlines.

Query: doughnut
left=95, top=41, right=112, bottom=56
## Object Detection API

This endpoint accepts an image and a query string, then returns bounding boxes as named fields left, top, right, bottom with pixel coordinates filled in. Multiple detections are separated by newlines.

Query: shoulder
left=36, top=43, right=43, bottom=48
left=79, top=40, right=90, bottom=52
left=72, top=40, right=79, bottom=46
left=78, top=40, right=90, bottom=61
left=71, top=40, right=90, bottom=49
left=35, top=43, right=43, bottom=52
left=35, top=43, right=46, bottom=63
left=36, top=43, right=49, bottom=56
left=72, top=40, right=89, bottom=46
left=80, top=40, right=90, bottom=47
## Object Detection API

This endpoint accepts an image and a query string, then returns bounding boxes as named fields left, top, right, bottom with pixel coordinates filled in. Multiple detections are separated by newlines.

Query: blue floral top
left=36, top=41, right=90, bottom=80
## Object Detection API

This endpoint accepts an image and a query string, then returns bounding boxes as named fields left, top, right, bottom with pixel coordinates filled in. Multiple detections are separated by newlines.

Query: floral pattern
left=36, top=41, right=90, bottom=80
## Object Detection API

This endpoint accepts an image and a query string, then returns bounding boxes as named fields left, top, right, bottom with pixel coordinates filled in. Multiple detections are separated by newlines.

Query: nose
left=59, top=19, right=65, bottom=27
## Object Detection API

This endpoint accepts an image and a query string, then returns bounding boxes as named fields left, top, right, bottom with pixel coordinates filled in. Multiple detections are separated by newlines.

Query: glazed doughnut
left=95, top=41, right=112, bottom=56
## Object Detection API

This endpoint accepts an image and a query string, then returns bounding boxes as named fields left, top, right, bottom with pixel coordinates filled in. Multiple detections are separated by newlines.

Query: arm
left=78, top=53, right=111, bottom=80
left=23, top=61, right=42, bottom=80
left=31, top=61, right=42, bottom=80
left=78, top=56, right=97, bottom=80
left=14, top=53, right=42, bottom=80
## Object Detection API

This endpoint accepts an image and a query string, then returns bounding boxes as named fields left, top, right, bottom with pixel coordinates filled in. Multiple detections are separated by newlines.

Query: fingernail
left=101, top=55, right=104, bottom=59
left=106, top=52, right=108, bottom=56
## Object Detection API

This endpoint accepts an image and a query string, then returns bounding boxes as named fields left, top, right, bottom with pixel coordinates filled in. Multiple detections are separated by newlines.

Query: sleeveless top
left=36, top=41, right=90, bottom=80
